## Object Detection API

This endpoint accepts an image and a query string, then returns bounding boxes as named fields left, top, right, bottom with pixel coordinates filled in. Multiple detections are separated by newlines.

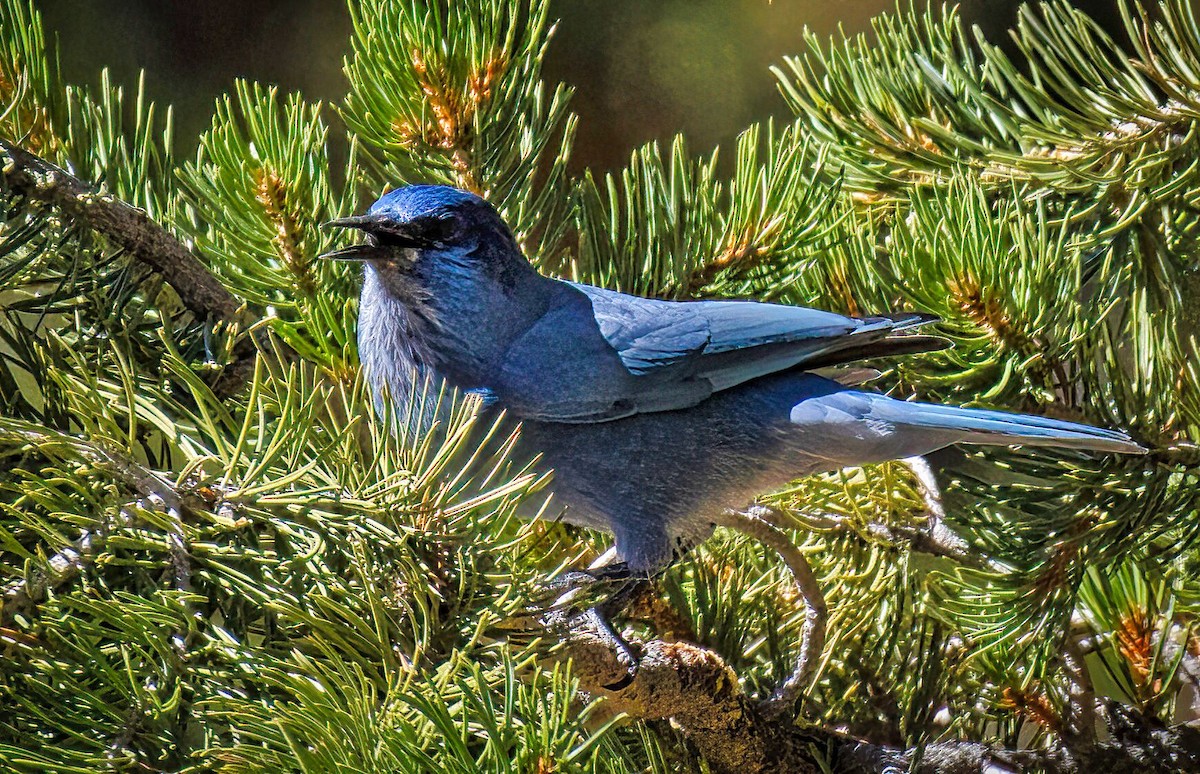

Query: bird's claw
left=539, top=606, right=639, bottom=690
left=586, top=606, right=640, bottom=690
left=544, top=569, right=610, bottom=611
left=537, top=564, right=645, bottom=690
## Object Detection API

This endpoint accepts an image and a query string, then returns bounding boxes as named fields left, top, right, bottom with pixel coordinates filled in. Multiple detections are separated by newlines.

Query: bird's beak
left=318, top=213, right=425, bottom=260
left=318, top=215, right=384, bottom=261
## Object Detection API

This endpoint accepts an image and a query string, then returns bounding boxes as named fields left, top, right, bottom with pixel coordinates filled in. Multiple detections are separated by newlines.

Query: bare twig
left=756, top=456, right=995, bottom=571
left=2, top=525, right=101, bottom=615
left=719, top=505, right=827, bottom=709
left=1061, top=637, right=1098, bottom=744
left=901, top=455, right=974, bottom=560
left=757, top=501, right=987, bottom=569
left=163, top=497, right=194, bottom=661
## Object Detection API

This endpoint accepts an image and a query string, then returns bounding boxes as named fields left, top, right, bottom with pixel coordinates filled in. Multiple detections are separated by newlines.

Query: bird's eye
left=419, top=213, right=461, bottom=245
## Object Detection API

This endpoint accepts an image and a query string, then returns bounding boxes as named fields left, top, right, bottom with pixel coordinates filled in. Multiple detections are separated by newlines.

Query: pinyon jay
left=323, top=185, right=1142, bottom=700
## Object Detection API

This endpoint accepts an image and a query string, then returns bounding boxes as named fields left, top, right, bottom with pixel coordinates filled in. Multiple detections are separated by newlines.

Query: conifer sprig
left=341, top=0, right=577, bottom=263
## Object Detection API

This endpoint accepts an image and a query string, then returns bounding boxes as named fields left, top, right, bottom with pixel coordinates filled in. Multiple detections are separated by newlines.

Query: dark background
left=37, top=0, right=1121, bottom=174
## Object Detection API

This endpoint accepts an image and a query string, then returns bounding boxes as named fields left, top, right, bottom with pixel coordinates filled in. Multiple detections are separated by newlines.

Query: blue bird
left=323, top=184, right=1142, bottom=699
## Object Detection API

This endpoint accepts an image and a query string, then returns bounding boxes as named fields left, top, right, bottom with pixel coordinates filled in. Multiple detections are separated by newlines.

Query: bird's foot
left=539, top=563, right=649, bottom=690
left=562, top=606, right=640, bottom=690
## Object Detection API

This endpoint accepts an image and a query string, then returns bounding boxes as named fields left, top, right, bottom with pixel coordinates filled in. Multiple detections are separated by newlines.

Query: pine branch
left=342, top=0, right=576, bottom=263
left=0, top=420, right=195, bottom=625
left=571, top=124, right=839, bottom=300
left=3, top=1, right=1199, bottom=769
left=1, top=140, right=238, bottom=321
left=1, top=139, right=263, bottom=395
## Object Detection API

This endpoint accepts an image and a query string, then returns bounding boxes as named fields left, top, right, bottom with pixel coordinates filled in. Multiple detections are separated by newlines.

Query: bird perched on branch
left=323, top=184, right=1142, bottom=701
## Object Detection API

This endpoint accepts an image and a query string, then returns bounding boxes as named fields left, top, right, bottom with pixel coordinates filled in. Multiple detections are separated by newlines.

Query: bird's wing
left=574, top=286, right=710, bottom=375
left=493, top=282, right=945, bottom=423
left=574, top=283, right=944, bottom=389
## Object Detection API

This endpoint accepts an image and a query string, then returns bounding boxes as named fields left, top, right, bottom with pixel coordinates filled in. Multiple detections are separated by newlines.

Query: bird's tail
left=890, top=401, right=1145, bottom=454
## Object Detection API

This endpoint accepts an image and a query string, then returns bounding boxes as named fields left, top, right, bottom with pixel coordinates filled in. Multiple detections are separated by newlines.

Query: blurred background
left=37, top=0, right=1120, bottom=174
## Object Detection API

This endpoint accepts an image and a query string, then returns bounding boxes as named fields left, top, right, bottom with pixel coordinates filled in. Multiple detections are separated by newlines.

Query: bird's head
left=320, top=185, right=529, bottom=295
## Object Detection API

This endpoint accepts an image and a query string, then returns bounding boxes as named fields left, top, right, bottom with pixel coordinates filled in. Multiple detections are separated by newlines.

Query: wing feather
left=573, top=284, right=944, bottom=395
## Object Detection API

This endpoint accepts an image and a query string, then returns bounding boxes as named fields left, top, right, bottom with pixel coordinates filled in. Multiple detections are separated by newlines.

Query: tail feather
left=898, top=402, right=1145, bottom=455
left=787, top=378, right=1145, bottom=461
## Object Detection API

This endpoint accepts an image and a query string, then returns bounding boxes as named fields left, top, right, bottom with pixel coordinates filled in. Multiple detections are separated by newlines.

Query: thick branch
left=564, top=616, right=827, bottom=774
left=1, top=140, right=242, bottom=322
left=563, top=626, right=1200, bottom=774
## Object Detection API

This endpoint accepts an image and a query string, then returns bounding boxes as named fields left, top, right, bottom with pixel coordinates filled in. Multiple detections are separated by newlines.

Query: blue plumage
left=327, top=184, right=1143, bottom=571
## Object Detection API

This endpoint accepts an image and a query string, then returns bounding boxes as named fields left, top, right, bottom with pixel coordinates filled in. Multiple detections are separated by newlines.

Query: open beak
left=317, top=243, right=375, bottom=261
left=318, top=215, right=382, bottom=261
left=318, top=214, right=424, bottom=260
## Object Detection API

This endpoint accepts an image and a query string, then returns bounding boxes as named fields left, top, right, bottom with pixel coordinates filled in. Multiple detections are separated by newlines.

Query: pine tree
left=2, top=0, right=1199, bottom=771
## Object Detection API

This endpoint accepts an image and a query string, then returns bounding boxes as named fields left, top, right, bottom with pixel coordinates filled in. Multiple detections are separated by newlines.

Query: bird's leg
left=720, top=506, right=827, bottom=712
left=542, top=559, right=650, bottom=690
